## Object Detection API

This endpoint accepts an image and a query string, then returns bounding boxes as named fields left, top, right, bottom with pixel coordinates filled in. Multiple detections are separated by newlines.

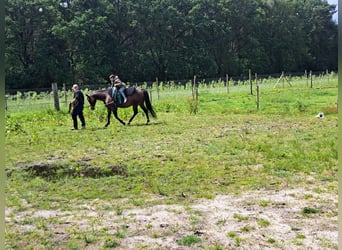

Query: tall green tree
left=5, top=0, right=338, bottom=89
left=51, top=0, right=113, bottom=85
left=122, top=0, right=194, bottom=81
left=5, top=0, right=62, bottom=88
left=301, top=0, right=337, bottom=70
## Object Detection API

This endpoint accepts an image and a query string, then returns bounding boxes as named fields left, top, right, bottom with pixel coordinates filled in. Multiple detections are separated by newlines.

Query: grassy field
left=5, top=75, right=338, bottom=249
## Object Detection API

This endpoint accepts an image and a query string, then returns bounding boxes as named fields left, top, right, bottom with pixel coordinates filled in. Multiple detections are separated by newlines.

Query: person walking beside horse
left=69, top=84, right=86, bottom=130
left=109, top=74, right=127, bottom=104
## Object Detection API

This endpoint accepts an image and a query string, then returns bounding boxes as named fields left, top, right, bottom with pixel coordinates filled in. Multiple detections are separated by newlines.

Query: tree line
left=5, top=0, right=337, bottom=89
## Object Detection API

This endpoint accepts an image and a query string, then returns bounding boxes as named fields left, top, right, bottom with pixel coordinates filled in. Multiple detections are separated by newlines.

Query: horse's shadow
left=88, top=121, right=165, bottom=130
left=127, top=121, right=165, bottom=127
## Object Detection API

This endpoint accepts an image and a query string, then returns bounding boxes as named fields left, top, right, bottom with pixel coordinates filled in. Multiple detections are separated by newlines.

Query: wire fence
left=5, top=70, right=338, bottom=113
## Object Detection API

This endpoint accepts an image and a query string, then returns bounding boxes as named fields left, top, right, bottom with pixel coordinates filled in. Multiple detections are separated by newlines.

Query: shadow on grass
left=7, top=161, right=128, bottom=180
left=88, top=121, right=166, bottom=129
left=128, top=121, right=166, bottom=127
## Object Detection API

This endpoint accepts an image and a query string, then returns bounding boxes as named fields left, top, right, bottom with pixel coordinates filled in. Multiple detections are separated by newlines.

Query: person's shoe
left=81, top=125, right=86, bottom=129
left=71, top=127, right=78, bottom=130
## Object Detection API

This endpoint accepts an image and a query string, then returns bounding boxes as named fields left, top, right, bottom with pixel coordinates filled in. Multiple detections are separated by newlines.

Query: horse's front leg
left=112, top=108, right=126, bottom=126
left=104, top=108, right=111, bottom=128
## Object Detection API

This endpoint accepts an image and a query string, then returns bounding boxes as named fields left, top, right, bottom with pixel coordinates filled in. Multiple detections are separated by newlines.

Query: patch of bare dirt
left=6, top=185, right=337, bottom=249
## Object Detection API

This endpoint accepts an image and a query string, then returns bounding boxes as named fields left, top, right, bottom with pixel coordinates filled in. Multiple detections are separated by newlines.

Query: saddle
left=109, top=86, right=136, bottom=105
left=125, top=86, right=136, bottom=96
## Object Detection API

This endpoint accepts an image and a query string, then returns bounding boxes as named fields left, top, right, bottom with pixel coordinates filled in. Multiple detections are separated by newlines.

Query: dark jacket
left=73, top=90, right=84, bottom=111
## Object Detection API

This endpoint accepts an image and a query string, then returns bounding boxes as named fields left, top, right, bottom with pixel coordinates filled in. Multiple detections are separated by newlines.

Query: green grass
left=176, top=235, right=202, bottom=246
left=302, top=207, right=321, bottom=215
left=5, top=76, right=338, bottom=248
left=257, top=218, right=270, bottom=227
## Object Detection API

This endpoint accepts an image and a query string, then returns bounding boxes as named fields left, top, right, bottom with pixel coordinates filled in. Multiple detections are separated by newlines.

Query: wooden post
left=63, top=83, right=67, bottom=106
left=195, top=76, right=198, bottom=114
left=305, top=70, right=308, bottom=87
left=255, top=73, right=259, bottom=110
left=192, top=75, right=196, bottom=100
left=189, top=75, right=198, bottom=114
left=51, top=82, right=60, bottom=111
left=195, top=81, right=199, bottom=102
left=310, top=70, right=313, bottom=88
left=274, top=71, right=292, bottom=88
left=326, top=69, right=329, bottom=84
left=226, top=74, right=229, bottom=94
left=249, top=69, right=253, bottom=95
left=156, top=77, right=159, bottom=100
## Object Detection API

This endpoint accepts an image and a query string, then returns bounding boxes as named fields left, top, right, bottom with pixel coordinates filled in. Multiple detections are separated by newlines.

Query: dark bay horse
left=86, top=87, right=156, bottom=127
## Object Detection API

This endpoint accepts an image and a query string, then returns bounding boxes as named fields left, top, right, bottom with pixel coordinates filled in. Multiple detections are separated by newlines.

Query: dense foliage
left=5, top=0, right=337, bottom=89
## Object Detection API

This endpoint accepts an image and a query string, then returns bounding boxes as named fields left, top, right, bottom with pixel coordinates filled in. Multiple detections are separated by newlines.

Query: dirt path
left=6, top=183, right=337, bottom=249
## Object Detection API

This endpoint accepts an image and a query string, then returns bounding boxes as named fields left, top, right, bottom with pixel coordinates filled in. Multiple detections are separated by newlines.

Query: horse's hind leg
left=127, top=106, right=139, bottom=125
left=139, top=104, right=150, bottom=124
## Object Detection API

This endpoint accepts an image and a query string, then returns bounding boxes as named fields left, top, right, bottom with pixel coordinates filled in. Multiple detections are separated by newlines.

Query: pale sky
left=327, top=0, right=338, bottom=22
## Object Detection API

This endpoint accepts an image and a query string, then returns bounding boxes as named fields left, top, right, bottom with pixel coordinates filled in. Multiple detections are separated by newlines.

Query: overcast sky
left=327, top=0, right=338, bottom=22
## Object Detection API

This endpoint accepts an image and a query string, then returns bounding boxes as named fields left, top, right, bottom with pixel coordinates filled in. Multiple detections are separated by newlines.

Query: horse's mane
left=95, top=89, right=109, bottom=93
left=91, top=89, right=110, bottom=95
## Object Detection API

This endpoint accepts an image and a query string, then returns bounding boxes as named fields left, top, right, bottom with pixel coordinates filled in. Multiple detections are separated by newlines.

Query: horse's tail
left=143, top=90, right=157, bottom=118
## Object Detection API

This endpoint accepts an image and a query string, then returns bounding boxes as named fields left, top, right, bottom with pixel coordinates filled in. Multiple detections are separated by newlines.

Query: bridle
left=87, top=96, right=96, bottom=110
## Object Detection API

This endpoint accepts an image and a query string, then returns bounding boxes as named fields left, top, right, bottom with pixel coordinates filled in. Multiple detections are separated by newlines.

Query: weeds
left=227, top=231, right=237, bottom=238
left=302, top=207, right=321, bottom=215
left=115, top=226, right=127, bottom=238
left=176, top=235, right=202, bottom=246
left=104, top=237, right=120, bottom=248
left=257, top=218, right=270, bottom=227
left=233, top=214, right=249, bottom=222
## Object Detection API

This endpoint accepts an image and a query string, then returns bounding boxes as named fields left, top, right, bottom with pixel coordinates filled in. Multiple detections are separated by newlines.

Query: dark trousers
left=72, top=108, right=85, bottom=129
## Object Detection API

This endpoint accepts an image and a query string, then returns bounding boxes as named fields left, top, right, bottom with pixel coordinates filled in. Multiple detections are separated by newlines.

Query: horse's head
left=86, top=94, right=96, bottom=110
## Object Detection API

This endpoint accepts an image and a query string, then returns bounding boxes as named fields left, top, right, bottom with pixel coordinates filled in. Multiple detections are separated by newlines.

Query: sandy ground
left=6, top=183, right=337, bottom=249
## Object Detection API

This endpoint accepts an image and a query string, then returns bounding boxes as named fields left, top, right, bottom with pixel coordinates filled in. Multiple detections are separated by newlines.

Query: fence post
left=249, top=69, right=253, bottom=95
left=310, top=70, right=313, bottom=88
left=156, top=77, right=160, bottom=100
left=51, top=82, right=60, bottom=111
left=195, top=75, right=198, bottom=114
left=192, top=75, right=196, bottom=100
left=63, top=83, right=67, bottom=106
left=226, top=74, right=229, bottom=93
left=195, top=81, right=198, bottom=102
left=255, top=73, right=259, bottom=110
